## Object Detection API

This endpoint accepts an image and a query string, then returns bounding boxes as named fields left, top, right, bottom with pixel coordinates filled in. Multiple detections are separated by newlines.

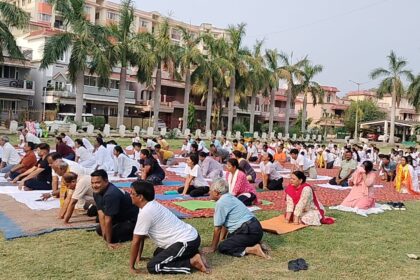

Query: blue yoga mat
left=0, top=211, right=24, bottom=239
left=166, top=207, right=191, bottom=219
left=113, top=182, right=132, bottom=188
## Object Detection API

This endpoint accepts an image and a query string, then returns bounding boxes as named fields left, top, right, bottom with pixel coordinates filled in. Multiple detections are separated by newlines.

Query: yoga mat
left=261, top=215, right=307, bottom=234
left=166, top=207, right=191, bottom=219
left=164, top=190, right=179, bottom=195
left=162, top=181, right=184, bottom=187
left=113, top=181, right=133, bottom=188
left=155, top=194, right=190, bottom=201
left=173, top=200, right=216, bottom=211
left=260, top=200, right=274, bottom=206
left=0, top=182, right=15, bottom=186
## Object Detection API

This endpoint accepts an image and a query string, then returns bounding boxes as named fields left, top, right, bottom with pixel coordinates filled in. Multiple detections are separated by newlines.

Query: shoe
left=288, top=260, right=300, bottom=272
left=399, top=202, right=406, bottom=211
left=296, top=258, right=308, bottom=270
left=392, top=202, right=400, bottom=210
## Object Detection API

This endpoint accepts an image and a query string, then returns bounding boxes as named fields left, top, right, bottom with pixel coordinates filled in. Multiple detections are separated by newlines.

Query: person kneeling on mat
left=202, top=178, right=269, bottom=259
left=129, top=180, right=210, bottom=275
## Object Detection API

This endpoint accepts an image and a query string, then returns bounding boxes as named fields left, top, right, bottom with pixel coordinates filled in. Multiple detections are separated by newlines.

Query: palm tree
left=407, top=74, right=420, bottom=111
left=107, top=0, right=140, bottom=127
left=147, top=19, right=177, bottom=132
left=176, top=27, right=203, bottom=133
left=225, top=23, right=250, bottom=133
left=298, top=62, right=324, bottom=134
left=277, top=52, right=307, bottom=136
left=40, top=0, right=111, bottom=123
left=264, top=49, right=281, bottom=136
left=247, top=40, right=269, bottom=133
left=370, top=50, right=413, bottom=144
left=0, top=2, right=29, bottom=61
left=191, top=34, right=231, bottom=132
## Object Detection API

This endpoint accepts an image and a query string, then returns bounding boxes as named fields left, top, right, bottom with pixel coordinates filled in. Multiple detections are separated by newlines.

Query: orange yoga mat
left=261, top=215, right=308, bottom=234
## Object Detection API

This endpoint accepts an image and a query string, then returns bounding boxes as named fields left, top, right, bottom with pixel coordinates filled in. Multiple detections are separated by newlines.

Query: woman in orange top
left=274, top=146, right=287, bottom=164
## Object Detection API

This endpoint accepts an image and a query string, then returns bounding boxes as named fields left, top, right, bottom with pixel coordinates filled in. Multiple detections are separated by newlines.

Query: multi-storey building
left=294, top=86, right=349, bottom=131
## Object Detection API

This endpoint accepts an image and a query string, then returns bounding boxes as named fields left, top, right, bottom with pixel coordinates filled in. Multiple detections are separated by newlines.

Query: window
left=58, top=52, right=65, bottom=62
left=110, top=80, right=119, bottom=89
left=2, top=66, right=16, bottom=79
left=84, top=76, right=97, bottom=86
left=327, top=94, right=331, bottom=103
left=38, top=13, right=51, bottom=22
left=171, top=28, right=181, bottom=40
left=55, top=81, right=64, bottom=90
left=84, top=5, right=92, bottom=14
left=107, top=11, right=119, bottom=21
left=140, top=20, right=148, bottom=27
left=95, top=12, right=99, bottom=20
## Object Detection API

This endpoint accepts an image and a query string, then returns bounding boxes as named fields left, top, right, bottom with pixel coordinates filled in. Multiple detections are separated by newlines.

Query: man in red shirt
left=6, top=142, right=37, bottom=180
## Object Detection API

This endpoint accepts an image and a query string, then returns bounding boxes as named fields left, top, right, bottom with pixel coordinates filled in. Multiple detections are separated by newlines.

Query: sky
left=117, top=0, right=420, bottom=96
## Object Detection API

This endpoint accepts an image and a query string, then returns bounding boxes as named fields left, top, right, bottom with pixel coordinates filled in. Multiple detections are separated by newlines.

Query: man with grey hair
left=22, top=129, right=41, bottom=144
left=202, top=178, right=269, bottom=259
left=0, top=136, right=21, bottom=173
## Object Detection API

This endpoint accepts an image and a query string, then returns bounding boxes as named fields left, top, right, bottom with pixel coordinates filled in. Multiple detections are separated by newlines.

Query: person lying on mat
left=91, top=169, right=139, bottom=247
left=202, top=178, right=269, bottom=259
left=178, top=154, right=209, bottom=197
left=154, top=144, right=175, bottom=166
left=199, top=152, right=224, bottom=179
left=225, top=158, right=258, bottom=206
left=259, top=153, right=283, bottom=191
left=290, top=149, right=317, bottom=179
left=113, top=146, right=139, bottom=178
left=59, top=172, right=95, bottom=223
left=232, top=150, right=256, bottom=183
left=139, top=149, right=165, bottom=185
left=5, top=141, right=37, bottom=180
left=340, top=161, right=376, bottom=210
left=14, top=143, right=52, bottom=191
left=328, top=149, right=357, bottom=187
left=285, top=171, right=333, bottom=226
left=129, top=180, right=210, bottom=275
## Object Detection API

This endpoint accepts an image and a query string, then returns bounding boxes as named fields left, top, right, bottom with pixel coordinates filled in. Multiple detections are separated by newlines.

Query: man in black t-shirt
left=91, top=169, right=138, bottom=247
left=17, top=143, right=52, bottom=191
left=139, top=149, right=165, bottom=185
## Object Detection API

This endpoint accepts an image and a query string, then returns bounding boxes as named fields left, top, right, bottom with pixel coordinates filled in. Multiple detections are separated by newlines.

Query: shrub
left=233, top=123, right=247, bottom=135
left=92, top=116, right=106, bottom=130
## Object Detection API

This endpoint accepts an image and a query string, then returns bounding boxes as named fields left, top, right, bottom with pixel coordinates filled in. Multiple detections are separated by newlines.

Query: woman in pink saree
left=340, top=161, right=376, bottom=209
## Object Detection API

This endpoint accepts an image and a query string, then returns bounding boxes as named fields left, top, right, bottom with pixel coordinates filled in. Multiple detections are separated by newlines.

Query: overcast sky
left=116, top=0, right=420, bottom=95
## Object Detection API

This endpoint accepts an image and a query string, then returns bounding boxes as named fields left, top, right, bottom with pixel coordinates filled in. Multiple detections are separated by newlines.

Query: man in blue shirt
left=202, top=179, right=269, bottom=258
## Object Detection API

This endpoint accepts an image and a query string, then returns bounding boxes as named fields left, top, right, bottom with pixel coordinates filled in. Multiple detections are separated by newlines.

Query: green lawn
left=1, top=203, right=420, bottom=279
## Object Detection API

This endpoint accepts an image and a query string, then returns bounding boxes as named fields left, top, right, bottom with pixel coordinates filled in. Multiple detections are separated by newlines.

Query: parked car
left=378, top=134, right=401, bottom=143
left=45, top=113, right=94, bottom=132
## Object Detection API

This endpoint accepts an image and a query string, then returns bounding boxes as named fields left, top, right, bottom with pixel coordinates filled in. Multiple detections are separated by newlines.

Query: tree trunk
left=389, top=82, right=396, bottom=144
left=205, top=77, right=213, bottom=133
left=268, top=87, right=275, bottom=136
left=284, top=85, right=292, bottom=135
left=249, top=90, right=257, bottom=133
left=227, top=75, right=235, bottom=133
left=117, top=66, right=127, bottom=128
left=153, top=65, right=162, bottom=132
left=182, top=68, right=191, bottom=133
left=301, top=92, right=308, bottom=134
left=74, top=70, right=84, bottom=123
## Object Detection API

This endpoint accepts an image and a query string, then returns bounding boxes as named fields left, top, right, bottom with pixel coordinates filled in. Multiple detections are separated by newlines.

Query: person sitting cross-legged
left=91, top=169, right=139, bottom=246
left=258, top=153, right=283, bottom=191
left=129, top=180, right=210, bottom=275
left=5, top=141, right=37, bottom=180
left=139, top=149, right=165, bottom=185
left=178, top=154, right=209, bottom=197
left=328, top=149, right=357, bottom=187
left=202, top=178, right=269, bottom=259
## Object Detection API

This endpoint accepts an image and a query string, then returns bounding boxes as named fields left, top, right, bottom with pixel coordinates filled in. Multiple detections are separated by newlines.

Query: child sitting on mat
left=178, top=154, right=209, bottom=197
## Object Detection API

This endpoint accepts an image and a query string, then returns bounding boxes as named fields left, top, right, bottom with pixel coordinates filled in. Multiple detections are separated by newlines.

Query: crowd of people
left=0, top=128, right=419, bottom=274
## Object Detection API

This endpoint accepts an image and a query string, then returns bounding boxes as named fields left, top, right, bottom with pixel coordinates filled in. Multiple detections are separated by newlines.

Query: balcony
left=260, top=108, right=297, bottom=121
left=0, top=78, right=35, bottom=96
left=84, top=85, right=135, bottom=104
left=136, top=99, right=174, bottom=113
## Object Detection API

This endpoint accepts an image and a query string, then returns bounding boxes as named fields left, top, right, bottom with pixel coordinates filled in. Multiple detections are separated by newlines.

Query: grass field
left=2, top=135, right=418, bottom=279
left=1, top=203, right=420, bottom=279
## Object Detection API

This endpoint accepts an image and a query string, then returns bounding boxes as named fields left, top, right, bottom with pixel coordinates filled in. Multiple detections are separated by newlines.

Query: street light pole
left=349, top=80, right=364, bottom=143
left=42, top=87, right=46, bottom=122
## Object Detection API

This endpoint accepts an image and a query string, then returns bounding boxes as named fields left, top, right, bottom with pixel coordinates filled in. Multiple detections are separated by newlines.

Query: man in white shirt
left=129, top=180, right=209, bottom=275
left=22, top=129, right=41, bottom=144
left=247, top=141, right=259, bottom=162
left=290, top=148, right=317, bottom=179
left=0, top=136, right=21, bottom=173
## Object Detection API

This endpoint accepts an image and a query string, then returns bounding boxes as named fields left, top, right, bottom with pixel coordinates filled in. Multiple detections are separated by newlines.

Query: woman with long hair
left=395, top=156, right=420, bottom=194
left=113, top=146, right=139, bottom=178
left=225, top=158, right=258, bottom=206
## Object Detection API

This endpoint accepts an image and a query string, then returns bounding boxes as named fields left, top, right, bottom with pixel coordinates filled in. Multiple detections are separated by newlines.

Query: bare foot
left=245, top=244, right=271, bottom=259
left=190, top=253, right=211, bottom=273
left=199, top=252, right=211, bottom=269
left=260, top=242, right=272, bottom=254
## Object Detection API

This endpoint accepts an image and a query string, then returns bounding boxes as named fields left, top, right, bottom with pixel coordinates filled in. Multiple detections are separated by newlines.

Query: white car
left=378, top=134, right=401, bottom=143
left=45, top=113, right=94, bottom=132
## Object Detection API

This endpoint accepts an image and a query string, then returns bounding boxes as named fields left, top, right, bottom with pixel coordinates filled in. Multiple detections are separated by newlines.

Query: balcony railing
left=0, top=78, right=34, bottom=90
left=84, top=85, right=135, bottom=99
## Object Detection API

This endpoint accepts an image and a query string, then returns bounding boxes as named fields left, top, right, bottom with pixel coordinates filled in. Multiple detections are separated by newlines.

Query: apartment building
left=294, top=86, right=349, bottom=130
left=346, top=90, right=420, bottom=122
left=7, top=0, right=232, bottom=128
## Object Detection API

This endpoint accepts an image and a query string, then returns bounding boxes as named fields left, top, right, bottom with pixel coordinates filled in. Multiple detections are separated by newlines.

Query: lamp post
left=349, top=80, right=366, bottom=143
left=42, top=87, right=47, bottom=122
